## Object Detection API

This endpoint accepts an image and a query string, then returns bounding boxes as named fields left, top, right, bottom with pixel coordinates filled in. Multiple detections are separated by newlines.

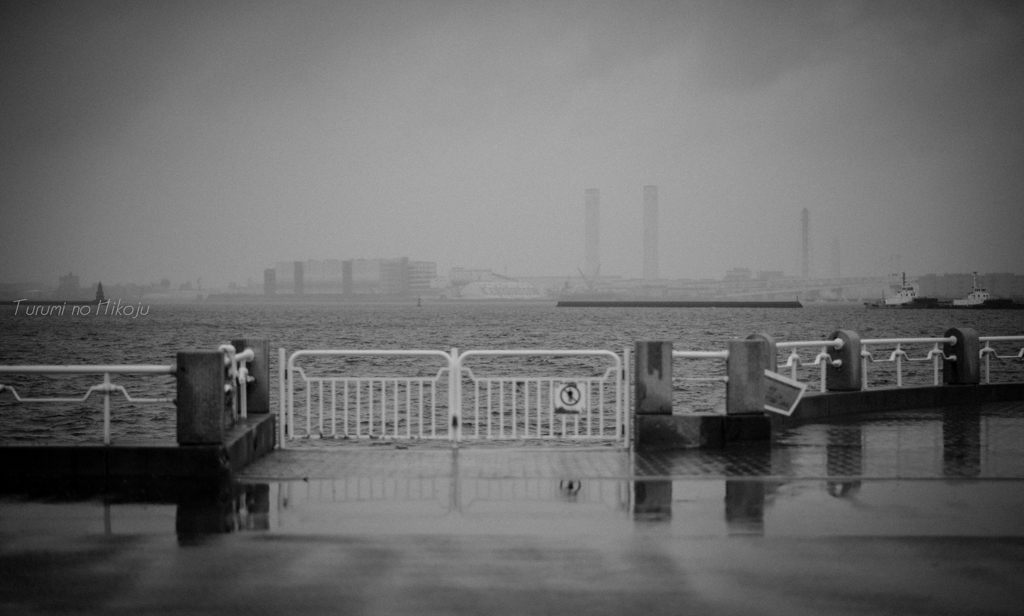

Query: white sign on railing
left=762, top=369, right=807, bottom=416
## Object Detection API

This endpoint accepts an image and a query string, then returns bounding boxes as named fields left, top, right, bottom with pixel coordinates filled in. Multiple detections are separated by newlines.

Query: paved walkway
left=4, top=401, right=1024, bottom=614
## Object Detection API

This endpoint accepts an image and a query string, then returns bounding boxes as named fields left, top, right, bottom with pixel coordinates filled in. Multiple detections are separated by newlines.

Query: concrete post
left=746, top=332, right=777, bottom=373
left=177, top=350, right=231, bottom=445
left=634, top=341, right=672, bottom=415
left=231, top=338, right=270, bottom=414
left=826, top=330, right=861, bottom=391
left=726, top=338, right=768, bottom=414
left=944, top=327, right=980, bottom=385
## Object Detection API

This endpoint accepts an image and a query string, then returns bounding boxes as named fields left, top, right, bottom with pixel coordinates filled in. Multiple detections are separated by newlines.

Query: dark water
left=1, top=302, right=1022, bottom=443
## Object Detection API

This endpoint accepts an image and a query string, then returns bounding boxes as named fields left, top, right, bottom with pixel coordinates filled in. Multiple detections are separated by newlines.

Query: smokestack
left=643, top=186, right=658, bottom=281
left=831, top=236, right=840, bottom=278
left=585, top=189, right=600, bottom=278
left=801, top=208, right=809, bottom=279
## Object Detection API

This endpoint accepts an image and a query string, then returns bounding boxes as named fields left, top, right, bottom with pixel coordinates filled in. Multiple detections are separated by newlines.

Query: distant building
left=451, top=268, right=495, bottom=285
left=460, top=281, right=542, bottom=300
left=263, top=268, right=276, bottom=295
left=724, top=268, right=752, bottom=282
left=294, top=261, right=304, bottom=295
left=408, top=261, right=437, bottom=293
left=272, top=257, right=437, bottom=296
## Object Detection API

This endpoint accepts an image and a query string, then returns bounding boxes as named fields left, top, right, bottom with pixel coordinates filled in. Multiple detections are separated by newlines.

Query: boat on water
left=948, top=272, right=1024, bottom=310
left=864, top=273, right=940, bottom=309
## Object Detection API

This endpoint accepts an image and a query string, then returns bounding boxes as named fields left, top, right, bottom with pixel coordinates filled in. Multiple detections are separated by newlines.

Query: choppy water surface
left=1, top=302, right=1022, bottom=443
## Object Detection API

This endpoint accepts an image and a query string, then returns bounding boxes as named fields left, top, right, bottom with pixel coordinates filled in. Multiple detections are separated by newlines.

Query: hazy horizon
left=2, top=1, right=1022, bottom=288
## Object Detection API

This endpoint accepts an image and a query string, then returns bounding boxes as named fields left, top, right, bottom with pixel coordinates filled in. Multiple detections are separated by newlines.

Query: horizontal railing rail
left=776, top=340, right=844, bottom=393
left=979, top=336, right=1024, bottom=384
left=0, top=365, right=175, bottom=445
left=672, top=350, right=729, bottom=383
left=860, top=336, right=957, bottom=389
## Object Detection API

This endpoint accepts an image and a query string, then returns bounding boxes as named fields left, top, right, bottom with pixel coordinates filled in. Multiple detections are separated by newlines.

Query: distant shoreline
left=557, top=300, right=803, bottom=308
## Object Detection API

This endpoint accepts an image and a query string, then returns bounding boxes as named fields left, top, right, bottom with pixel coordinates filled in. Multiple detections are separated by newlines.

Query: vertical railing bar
left=287, top=357, right=294, bottom=440
left=368, top=379, right=374, bottom=438
left=548, top=379, right=555, bottom=439
left=597, top=379, right=603, bottom=437
left=103, top=372, right=111, bottom=446
left=279, top=348, right=286, bottom=448
left=499, top=381, right=505, bottom=438
left=861, top=347, right=869, bottom=391
left=474, top=380, right=480, bottom=438
left=390, top=379, right=396, bottom=438
left=343, top=380, right=349, bottom=438
left=574, top=382, right=580, bottom=437
left=305, top=379, right=311, bottom=437
left=896, top=344, right=903, bottom=388
left=318, top=380, right=324, bottom=436
left=431, top=379, right=436, bottom=438
left=331, top=380, right=337, bottom=437
left=406, top=380, right=412, bottom=439
left=355, top=379, right=362, bottom=439
left=819, top=346, right=827, bottom=393
left=418, top=380, right=424, bottom=439
left=487, top=381, right=492, bottom=439
left=511, top=380, right=517, bottom=438
left=536, top=376, right=544, bottom=433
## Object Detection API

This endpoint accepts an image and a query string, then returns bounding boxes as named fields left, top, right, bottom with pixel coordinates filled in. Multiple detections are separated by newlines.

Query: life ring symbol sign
left=553, top=382, right=585, bottom=415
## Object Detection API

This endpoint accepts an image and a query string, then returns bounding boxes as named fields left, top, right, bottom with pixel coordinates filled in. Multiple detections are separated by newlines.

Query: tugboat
left=950, top=272, right=1024, bottom=309
left=952, top=272, right=990, bottom=307
left=864, top=273, right=939, bottom=309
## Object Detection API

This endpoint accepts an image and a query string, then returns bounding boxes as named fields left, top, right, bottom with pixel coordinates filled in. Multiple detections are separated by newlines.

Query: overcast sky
left=2, top=0, right=1021, bottom=287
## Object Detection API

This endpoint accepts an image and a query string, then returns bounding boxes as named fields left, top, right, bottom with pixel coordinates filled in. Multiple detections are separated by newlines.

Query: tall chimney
left=585, top=189, right=600, bottom=279
left=801, top=208, right=809, bottom=279
left=643, top=186, right=658, bottom=281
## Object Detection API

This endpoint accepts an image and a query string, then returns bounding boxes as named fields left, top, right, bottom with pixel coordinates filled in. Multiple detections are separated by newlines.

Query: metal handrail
left=0, top=364, right=175, bottom=445
left=672, top=350, right=730, bottom=388
left=775, top=340, right=843, bottom=393
left=979, top=335, right=1024, bottom=383
left=860, top=336, right=958, bottom=389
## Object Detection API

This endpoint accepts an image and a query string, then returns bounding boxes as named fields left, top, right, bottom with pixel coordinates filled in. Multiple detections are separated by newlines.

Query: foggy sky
left=2, top=0, right=1022, bottom=287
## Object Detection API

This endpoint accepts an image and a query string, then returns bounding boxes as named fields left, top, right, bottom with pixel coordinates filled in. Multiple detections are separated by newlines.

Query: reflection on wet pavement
left=4, top=401, right=1024, bottom=614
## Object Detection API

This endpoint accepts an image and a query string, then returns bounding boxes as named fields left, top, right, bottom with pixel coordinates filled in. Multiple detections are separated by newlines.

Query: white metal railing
left=979, top=336, right=1024, bottom=384
left=281, top=348, right=628, bottom=447
left=776, top=339, right=844, bottom=393
left=219, top=344, right=256, bottom=419
left=456, top=349, right=626, bottom=444
left=284, top=349, right=455, bottom=444
left=0, top=364, right=175, bottom=444
left=860, top=336, right=957, bottom=390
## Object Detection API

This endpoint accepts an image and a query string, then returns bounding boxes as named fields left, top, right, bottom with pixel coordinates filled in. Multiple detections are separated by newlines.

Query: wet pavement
left=4, top=401, right=1024, bottom=614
